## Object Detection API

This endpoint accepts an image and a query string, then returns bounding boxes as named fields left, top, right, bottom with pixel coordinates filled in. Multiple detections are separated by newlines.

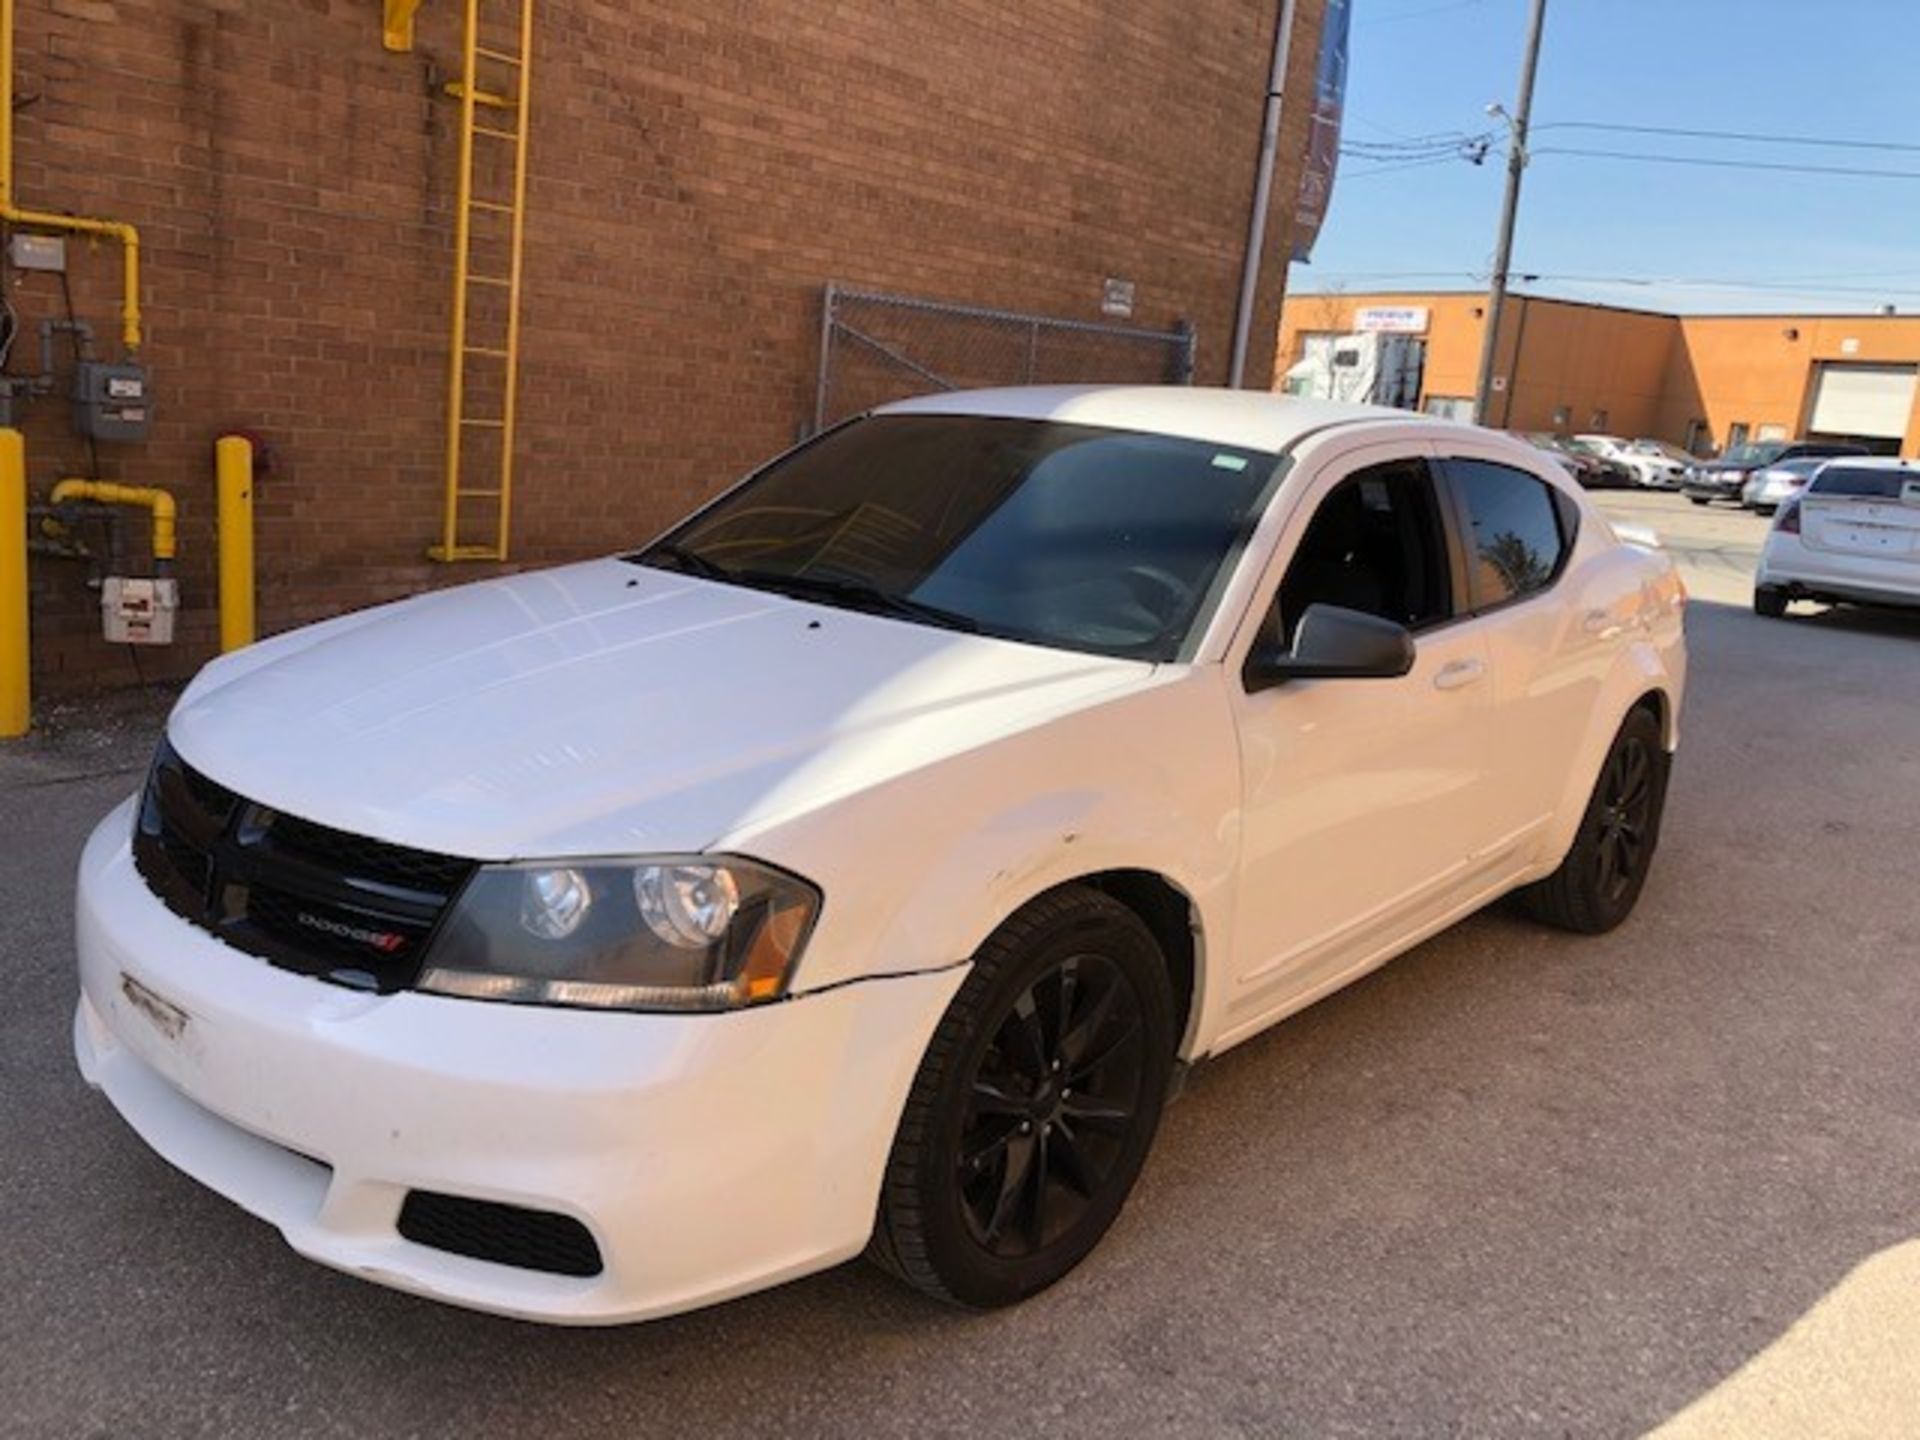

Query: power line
left=1342, top=136, right=1486, bottom=154
left=1295, top=269, right=1920, bottom=301
left=1337, top=152, right=1485, bottom=180
left=1526, top=272, right=1920, bottom=299
left=1536, top=120, right=1920, bottom=156
left=1532, top=146, right=1920, bottom=181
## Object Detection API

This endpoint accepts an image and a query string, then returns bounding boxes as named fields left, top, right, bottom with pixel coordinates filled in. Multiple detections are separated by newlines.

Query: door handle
left=1433, top=658, right=1485, bottom=691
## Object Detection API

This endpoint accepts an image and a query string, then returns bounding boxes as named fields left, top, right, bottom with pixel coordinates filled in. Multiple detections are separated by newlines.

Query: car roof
left=875, top=385, right=1422, bottom=453
left=1813, top=455, right=1916, bottom=468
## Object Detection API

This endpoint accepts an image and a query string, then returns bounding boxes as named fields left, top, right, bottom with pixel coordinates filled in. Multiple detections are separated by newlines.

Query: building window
left=1423, top=396, right=1475, bottom=423
left=1685, top=419, right=1711, bottom=455
left=1727, top=422, right=1751, bottom=450
left=1590, top=409, right=1609, bottom=431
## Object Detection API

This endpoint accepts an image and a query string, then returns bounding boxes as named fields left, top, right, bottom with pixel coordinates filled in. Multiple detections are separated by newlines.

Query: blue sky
left=1290, top=0, right=1920, bottom=314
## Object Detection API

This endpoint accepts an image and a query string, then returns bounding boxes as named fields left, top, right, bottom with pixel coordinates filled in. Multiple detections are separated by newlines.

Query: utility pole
left=1472, top=0, right=1548, bottom=426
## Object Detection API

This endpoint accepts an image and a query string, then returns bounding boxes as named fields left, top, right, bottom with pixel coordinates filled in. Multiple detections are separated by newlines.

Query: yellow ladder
left=430, top=0, right=534, bottom=562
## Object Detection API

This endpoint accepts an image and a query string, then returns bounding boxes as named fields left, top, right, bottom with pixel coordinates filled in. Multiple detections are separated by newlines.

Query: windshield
left=1721, top=442, right=1788, bottom=467
left=1810, top=465, right=1917, bottom=499
left=631, top=414, right=1282, bottom=662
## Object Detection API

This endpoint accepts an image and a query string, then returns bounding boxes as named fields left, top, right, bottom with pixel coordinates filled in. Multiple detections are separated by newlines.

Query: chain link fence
left=811, top=283, right=1197, bottom=434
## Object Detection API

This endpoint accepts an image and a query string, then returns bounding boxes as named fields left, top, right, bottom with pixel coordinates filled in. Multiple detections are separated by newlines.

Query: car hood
left=169, top=560, right=1155, bottom=859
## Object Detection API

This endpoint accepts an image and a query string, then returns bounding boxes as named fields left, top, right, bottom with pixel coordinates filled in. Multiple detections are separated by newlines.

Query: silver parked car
left=1741, top=457, right=1827, bottom=513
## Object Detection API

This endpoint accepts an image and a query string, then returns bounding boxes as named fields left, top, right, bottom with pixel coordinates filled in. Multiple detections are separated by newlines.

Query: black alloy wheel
left=957, top=952, right=1147, bottom=1258
left=1592, top=732, right=1657, bottom=907
left=869, top=885, right=1176, bottom=1308
left=1519, top=705, right=1671, bottom=934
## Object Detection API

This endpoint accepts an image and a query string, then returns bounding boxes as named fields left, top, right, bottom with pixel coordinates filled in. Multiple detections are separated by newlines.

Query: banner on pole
left=1292, top=0, right=1351, bottom=263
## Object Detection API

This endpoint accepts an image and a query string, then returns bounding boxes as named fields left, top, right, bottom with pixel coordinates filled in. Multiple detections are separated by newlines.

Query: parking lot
left=5, top=490, right=1919, bottom=1438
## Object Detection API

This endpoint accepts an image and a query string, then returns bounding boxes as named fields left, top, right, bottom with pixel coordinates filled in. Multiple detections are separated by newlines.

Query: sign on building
left=1354, top=306, right=1430, bottom=334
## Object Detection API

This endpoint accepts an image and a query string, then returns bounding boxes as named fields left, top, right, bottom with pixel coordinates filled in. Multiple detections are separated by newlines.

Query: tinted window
left=1809, top=465, right=1916, bottom=499
left=1448, top=459, right=1570, bottom=608
left=635, top=415, right=1279, bottom=662
left=1275, top=459, right=1452, bottom=643
left=1723, top=442, right=1788, bottom=467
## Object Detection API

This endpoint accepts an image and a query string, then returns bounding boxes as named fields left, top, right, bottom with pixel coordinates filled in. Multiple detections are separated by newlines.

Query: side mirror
left=1244, top=604, right=1416, bottom=691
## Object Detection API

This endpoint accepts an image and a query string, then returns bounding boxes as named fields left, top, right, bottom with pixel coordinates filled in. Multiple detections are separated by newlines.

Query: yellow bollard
left=0, top=427, right=27, bottom=737
left=216, top=434, right=255, bottom=652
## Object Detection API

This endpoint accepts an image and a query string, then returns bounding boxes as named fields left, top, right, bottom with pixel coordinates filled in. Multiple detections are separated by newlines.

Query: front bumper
left=73, top=797, right=966, bottom=1324
left=1682, top=474, right=1744, bottom=500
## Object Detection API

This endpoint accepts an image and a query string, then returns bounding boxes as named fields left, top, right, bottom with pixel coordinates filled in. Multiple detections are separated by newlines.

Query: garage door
left=1807, top=363, right=1919, bottom=439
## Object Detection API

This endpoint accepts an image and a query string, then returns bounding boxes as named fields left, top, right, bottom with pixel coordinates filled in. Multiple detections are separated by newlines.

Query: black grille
left=397, top=1191, right=604, bottom=1278
left=132, top=739, right=476, bottom=992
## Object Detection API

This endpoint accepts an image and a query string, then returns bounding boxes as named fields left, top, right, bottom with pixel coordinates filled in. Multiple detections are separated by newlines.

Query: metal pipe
left=215, top=435, right=255, bottom=652
left=0, top=0, right=144, bottom=351
left=1228, top=0, right=1300, bottom=389
left=1472, top=0, right=1549, bottom=424
left=811, top=281, right=837, bottom=436
left=49, top=478, right=175, bottom=564
left=0, top=428, right=26, bottom=738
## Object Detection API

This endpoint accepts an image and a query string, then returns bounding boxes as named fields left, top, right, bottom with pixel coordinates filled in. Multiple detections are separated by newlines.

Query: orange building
left=1277, top=290, right=1920, bottom=456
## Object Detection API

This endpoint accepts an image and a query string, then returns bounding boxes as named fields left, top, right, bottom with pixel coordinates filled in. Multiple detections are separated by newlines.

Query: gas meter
left=72, top=361, right=152, bottom=443
left=100, top=576, right=178, bottom=645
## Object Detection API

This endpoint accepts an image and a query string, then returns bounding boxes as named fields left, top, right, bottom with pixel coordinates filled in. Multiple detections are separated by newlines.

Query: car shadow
left=1785, top=599, right=1920, bottom=641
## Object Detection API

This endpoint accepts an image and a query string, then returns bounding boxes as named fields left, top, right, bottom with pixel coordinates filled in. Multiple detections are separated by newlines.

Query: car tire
left=1688, top=496, right=1710, bottom=506
left=868, top=884, right=1177, bottom=1309
left=1754, top=585, right=1789, bottom=619
left=1519, top=706, right=1671, bottom=936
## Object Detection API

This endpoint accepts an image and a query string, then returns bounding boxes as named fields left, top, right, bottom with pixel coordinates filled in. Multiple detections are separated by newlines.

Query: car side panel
left=718, top=670, right=1242, bottom=1058
left=1529, top=541, right=1687, bottom=875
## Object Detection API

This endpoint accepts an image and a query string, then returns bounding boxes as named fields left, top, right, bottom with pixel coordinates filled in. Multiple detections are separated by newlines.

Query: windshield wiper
left=733, top=570, right=980, bottom=633
left=639, top=542, right=735, bottom=581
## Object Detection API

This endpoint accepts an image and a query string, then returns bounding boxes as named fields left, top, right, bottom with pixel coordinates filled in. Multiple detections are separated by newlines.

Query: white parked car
left=1576, top=434, right=1686, bottom=489
left=1756, top=457, right=1920, bottom=617
left=73, top=387, right=1688, bottom=1325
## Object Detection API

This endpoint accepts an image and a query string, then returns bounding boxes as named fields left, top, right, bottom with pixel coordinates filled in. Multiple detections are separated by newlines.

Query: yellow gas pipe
left=0, top=428, right=25, bottom=737
left=49, top=479, right=176, bottom=564
left=0, top=0, right=143, bottom=352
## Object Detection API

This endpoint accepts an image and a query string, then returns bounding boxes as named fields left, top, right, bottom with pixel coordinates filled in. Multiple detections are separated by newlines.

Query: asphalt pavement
left=5, top=492, right=1919, bottom=1438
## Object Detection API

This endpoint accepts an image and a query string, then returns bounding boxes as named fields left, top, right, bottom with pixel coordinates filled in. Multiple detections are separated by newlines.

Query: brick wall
left=13, top=0, right=1322, bottom=696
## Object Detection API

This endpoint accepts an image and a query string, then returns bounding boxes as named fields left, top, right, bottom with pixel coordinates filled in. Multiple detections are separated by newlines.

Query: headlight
left=419, top=857, right=820, bottom=1012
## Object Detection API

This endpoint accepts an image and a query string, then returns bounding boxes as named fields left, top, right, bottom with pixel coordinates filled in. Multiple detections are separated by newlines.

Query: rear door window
left=1442, top=459, right=1574, bottom=610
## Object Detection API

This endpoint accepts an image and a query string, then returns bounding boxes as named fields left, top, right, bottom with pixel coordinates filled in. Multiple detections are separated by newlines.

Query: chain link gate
left=811, top=283, right=1197, bottom=434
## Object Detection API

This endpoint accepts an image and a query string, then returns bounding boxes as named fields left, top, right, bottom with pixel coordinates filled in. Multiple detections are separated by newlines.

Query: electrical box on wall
left=8, top=233, right=66, bottom=272
left=72, top=361, right=151, bottom=442
left=101, top=576, right=178, bottom=645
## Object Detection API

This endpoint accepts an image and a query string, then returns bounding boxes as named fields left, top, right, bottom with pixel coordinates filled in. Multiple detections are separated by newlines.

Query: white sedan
left=1757, top=457, right=1920, bottom=616
left=1576, top=434, right=1687, bottom=489
left=73, top=386, right=1687, bottom=1324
